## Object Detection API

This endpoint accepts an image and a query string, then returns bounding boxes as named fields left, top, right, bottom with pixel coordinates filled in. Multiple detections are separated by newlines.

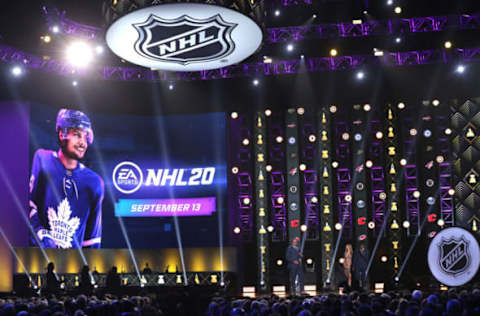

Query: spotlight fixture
left=306, top=258, right=313, bottom=265
left=242, top=138, right=250, bottom=146
left=233, top=227, right=241, bottom=234
left=402, top=221, right=410, bottom=228
left=397, top=102, right=405, bottom=109
left=376, top=131, right=383, bottom=139
left=432, top=99, right=440, bottom=106
left=332, top=161, right=339, bottom=168
left=52, top=25, right=60, bottom=33
left=253, top=79, right=259, bottom=86
left=300, top=224, right=308, bottom=232
left=339, top=257, right=345, bottom=264
left=276, top=136, right=283, bottom=143
left=387, top=0, right=393, bottom=5
left=437, top=219, right=445, bottom=227
left=276, top=196, right=284, bottom=204
left=444, top=41, right=452, bottom=49
left=395, top=37, right=402, bottom=43
left=11, top=66, right=23, bottom=76
left=297, top=107, right=305, bottom=115
left=274, top=9, right=280, bottom=17
left=311, top=196, right=318, bottom=203
left=381, top=256, right=388, bottom=262
left=345, top=194, right=352, bottom=202
left=287, top=44, right=294, bottom=52
left=342, top=133, right=350, bottom=140
left=368, top=221, right=375, bottom=229
left=436, top=155, right=444, bottom=163
left=456, top=65, right=465, bottom=73
left=313, top=14, right=317, bottom=18
left=356, top=71, right=365, bottom=80
left=168, top=83, right=174, bottom=90
left=413, top=191, right=420, bottom=198
left=330, top=49, right=338, bottom=57
left=363, top=104, right=371, bottom=111
left=265, top=109, right=272, bottom=116
left=400, top=158, right=407, bottom=166
left=96, top=45, right=104, bottom=54
left=308, top=134, right=316, bottom=142
left=42, top=35, right=51, bottom=43
left=335, top=223, right=342, bottom=230
left=267, top=225, right=274, bottom=233
left=365, top=160, right=373, bottom=168
left=231, top=112, right=239, bottom=119
left=394, top=6, right=402, bottom=14
left=444, top=128, right=452, bottom=135
left=243, top=197, right=250, bottom=205
left=265, top=165, right=272, bottom=172
left=448, top=188, right=455, bottom=196
left=410, top=128, right=417, bottom=136
left=72, top=80, right=78, bottom=86
left=329, top=105, right=337, bottom=113
left=231, top=166, right=239, bottom=174
left=300, top=54, right=305, bottom=59
left=373, top=48, right=384, bottom=56
left=276, top=259, right=283, bottom=266
left=263, top=56, right=273, bottom=64
left=66, top=41, right=93, bottom=67
left=299, top=164, right=307, bottom=171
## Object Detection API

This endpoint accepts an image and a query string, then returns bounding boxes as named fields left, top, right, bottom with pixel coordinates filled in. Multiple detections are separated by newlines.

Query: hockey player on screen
left=29, top=109, right=104, bottom=248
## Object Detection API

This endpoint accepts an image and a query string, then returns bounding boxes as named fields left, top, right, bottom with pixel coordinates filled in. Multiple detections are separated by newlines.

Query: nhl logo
left=438, top=237, right=470, bottom=275
left=133, top=14, right=237, bottom=65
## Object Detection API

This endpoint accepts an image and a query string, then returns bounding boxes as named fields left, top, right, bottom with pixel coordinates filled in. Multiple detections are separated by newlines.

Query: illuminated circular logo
left=428, top=227, right=480, bottom=286
left=112, top=161, right=143, bottom=194
left=106, top=3, right=263, bottom=72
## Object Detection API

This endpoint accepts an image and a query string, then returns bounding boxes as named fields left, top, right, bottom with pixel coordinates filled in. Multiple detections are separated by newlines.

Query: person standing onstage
left=343, top=243, right=353, bottom=288
left=353, top=241, right=370, bottom=289
left=286, top=236, right=304, bottom=295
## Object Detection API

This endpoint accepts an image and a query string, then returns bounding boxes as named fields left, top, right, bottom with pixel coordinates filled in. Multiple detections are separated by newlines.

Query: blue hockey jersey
left=29, top=149, right=104, bottom=248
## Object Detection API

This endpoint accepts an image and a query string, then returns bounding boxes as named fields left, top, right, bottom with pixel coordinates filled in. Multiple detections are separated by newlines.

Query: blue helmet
left=56, top=109, right=94, bottom=144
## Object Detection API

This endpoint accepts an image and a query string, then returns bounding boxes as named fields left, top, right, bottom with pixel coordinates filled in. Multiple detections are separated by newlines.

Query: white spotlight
left=456, top=65, right=465, bottom=73
left=313, top=14, right=317, bottom=18
left=394, top=6, right=402, bottom=14
left=402, top=221, right=410, bottom=229
left=356, top=71, right=365, bottom=80
left=242, top=138, right=249, bottom=146
left=11, top=66, right=23, bottom=76
left=66, top=41, right=93, bottom=67
left=299, top=164, right=307, bottom=171
left=300, top=224, right=308, bottom=232
left=437, top=219, right=445, bottom=227
left=168, top=83, right=174, bottom=90
left=381, top=256, right=388, bottom=262
left=231, top=112, right=239, bottom=119
left=300, top=54, right=305, bottom=59
left=335, top=223, right=342, bottom=230
left=387, top=0, right=393, bottom=5
left=400, top=158, right=407, bottom=166
left=267, top=225, right=275, bottom=233
left=274, top=10, right=280, bottom=17
left=72, top=80, right=78, bottom=86
left=395, top=37, right=401, bottom=43
left=376, top=131, right=383, bottom=139
left=233, top=227, right=241, bottom=234
left=253, top=79, right=259, bottom=86
left=265, top=109, right=272, bottom=116
left=287, top=44, right=294, bottom=52
left=432, top=99, right=440, bottom=106
left=276, top=136, right=283, bottom=143
left=444, top=41, right=452, bottom=49
left=397, top=102, right=405, bottom=109
left=52, top=25, right=60, bottom=33
left=95, top=45, right=104, bottom=54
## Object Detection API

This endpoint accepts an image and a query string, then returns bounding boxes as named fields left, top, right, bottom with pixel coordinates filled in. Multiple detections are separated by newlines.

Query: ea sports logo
left=113, top=161, right=143, bottom=194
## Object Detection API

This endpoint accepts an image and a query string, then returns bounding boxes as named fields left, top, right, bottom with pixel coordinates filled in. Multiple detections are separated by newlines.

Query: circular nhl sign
left=428, top=227, right=480, bottom=286
left=106, top=3, right=263, bottom=71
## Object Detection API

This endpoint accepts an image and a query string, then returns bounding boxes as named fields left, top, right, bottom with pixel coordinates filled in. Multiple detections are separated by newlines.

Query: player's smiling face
left=62, top=128, right=88, bottom=160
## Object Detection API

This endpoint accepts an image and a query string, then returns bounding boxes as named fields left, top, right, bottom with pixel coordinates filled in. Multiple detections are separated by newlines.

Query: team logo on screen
left=428, top=227, right=480, bottom=286
left=37, top=199, right=80, bottom=248
left=133, top=14, right=237, bottom=65
left=112, top=161, right=143, bottom=194
left=112, top=161, right=216, bottom=194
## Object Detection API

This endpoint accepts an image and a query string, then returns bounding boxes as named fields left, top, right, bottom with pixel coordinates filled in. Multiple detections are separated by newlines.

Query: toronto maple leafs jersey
left=29, top=149, right=104, bottom=248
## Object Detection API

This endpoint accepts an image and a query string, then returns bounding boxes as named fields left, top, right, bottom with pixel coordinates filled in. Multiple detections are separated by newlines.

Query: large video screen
left=29, top=104, right=227, bottom=249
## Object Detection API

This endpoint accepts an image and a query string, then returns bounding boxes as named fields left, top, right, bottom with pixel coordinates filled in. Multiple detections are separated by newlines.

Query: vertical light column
left=285, top=108, right=301, bottom=241
left=318, top=108, right=334, bottom=286
left=385, top=104, right=402, bottom=275
left=254, top=112, right=269, bottom=291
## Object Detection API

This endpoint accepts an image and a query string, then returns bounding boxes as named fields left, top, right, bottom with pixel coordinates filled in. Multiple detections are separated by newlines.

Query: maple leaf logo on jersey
left=47, top=199, right=80, bottom=248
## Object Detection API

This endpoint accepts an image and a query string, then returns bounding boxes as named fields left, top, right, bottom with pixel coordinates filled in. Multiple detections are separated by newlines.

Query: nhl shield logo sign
left=133, top=14, right=237, bottom=65
left=106, top=3, right=263, bottom=71
left=428, top=227, right=480, bottom=286
left=438, top=237, right=470, bottom=275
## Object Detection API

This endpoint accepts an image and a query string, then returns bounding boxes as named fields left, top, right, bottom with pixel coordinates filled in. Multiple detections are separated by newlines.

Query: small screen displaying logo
left=106, top=3, right=262, bottom=71
left=428, top=227, right=480, bottom=286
